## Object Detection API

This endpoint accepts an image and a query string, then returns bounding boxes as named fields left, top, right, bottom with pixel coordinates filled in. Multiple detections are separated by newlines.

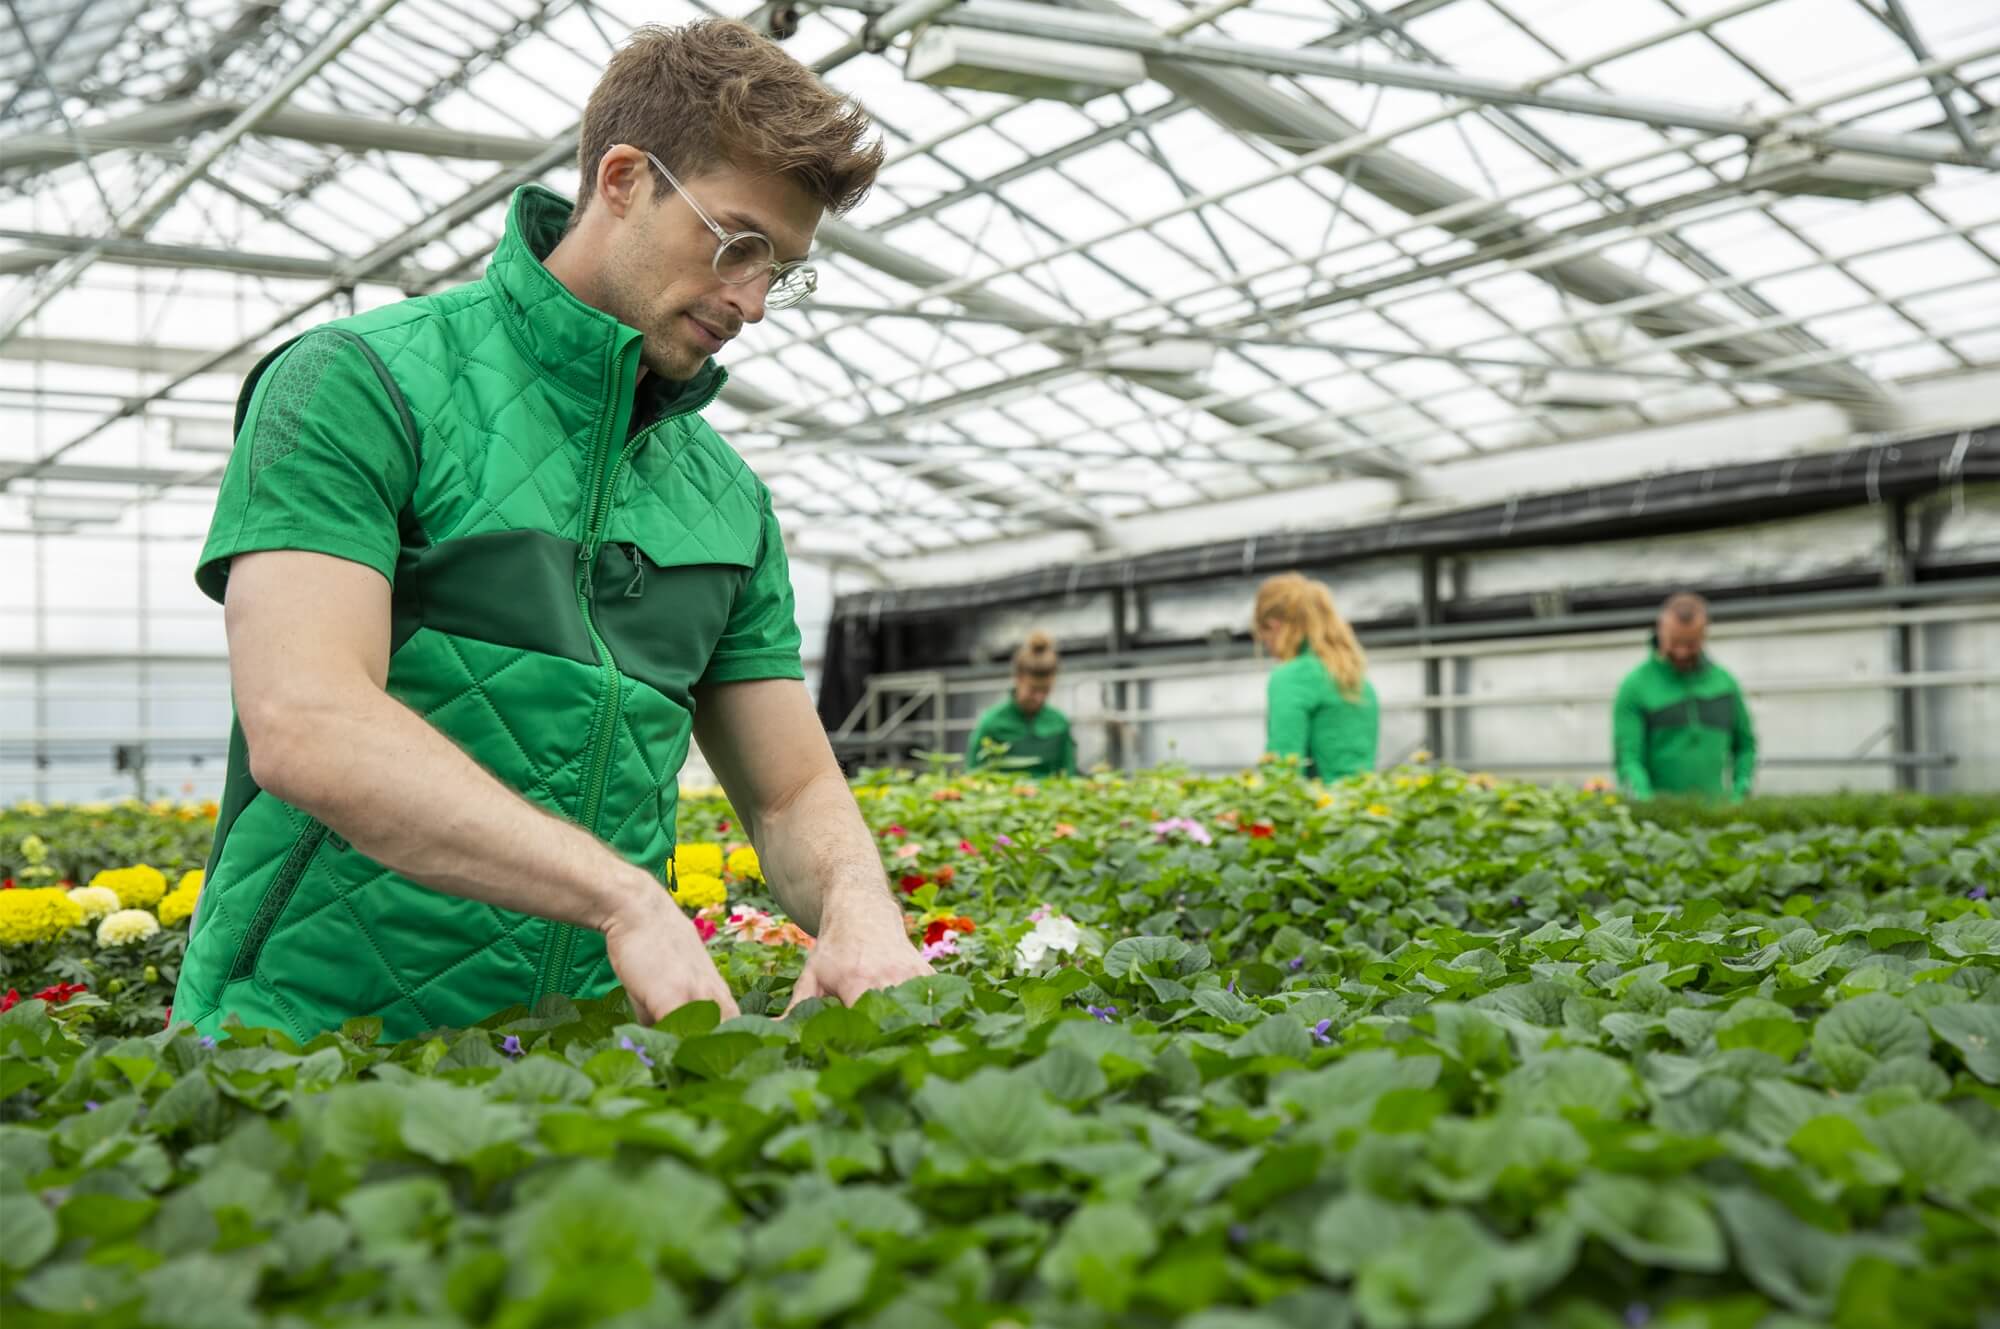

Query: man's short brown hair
left=1662, top=591, right=1709, bottom=623
left=574, top=19, right=884, bottom=221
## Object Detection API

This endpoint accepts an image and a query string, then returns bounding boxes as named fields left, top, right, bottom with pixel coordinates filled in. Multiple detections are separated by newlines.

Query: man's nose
left=720, top=272, right=770, bottom=325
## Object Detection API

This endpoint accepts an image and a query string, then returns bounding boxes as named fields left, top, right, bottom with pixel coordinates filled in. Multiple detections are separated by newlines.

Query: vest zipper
left=532, top=365, right=726, bottom=1009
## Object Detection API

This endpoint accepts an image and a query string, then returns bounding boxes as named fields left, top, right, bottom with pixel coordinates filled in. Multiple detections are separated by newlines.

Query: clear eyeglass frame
left=636, top=148, right=817, bottom=310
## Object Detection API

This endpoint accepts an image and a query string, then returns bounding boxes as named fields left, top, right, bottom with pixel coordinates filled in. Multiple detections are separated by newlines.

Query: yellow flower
left=1316, top=793, right=1335, bottom=808
left=726, top=846, right=762, bottom=882
left=1365, top=802, right=1392, bottom=818
left=90, top=865, right=168, bottom=909
left=674, top=843, right=724, bottom=879
left=66, top=886, right=122, bottom=921
left=97, top=909, right=161, bottom=948
left=19, top=835, right=48, bottom=864
left=13, top=800, right=46, bottom=816
left=158, top=872, right=204, bottom=927
left=672, top=873, right=727, bottom=911
left=0, top=888, right=86, bottom=944
left=1411, top=749, right=1433, bottom=764
left=148, top=798, right=174, bottom=815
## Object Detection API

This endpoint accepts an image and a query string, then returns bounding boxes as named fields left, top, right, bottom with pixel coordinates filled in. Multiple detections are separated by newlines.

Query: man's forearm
left=252, top=685, right=657, bottom=933
left=749, top=769, right=899, bottom=938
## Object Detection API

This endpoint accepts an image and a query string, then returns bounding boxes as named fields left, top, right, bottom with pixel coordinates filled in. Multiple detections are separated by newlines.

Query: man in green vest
left=174, top=20, right=929, bottom=1042
left=1612, top=593, right=1758, bottom=802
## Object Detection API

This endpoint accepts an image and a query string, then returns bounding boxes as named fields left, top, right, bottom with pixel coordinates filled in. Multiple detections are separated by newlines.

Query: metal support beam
left=0, top=0, right=410, bottom=343
left=1877, top=0, right=1989, bottom=161
left=1418, top=553, right=1444, bottom=762
left=0, top=228, right=439, bottom=289
left=818, top=0, right=1985, bottom=166
left=1050, top=0, right=1896, bottom=425
left=1884, top=497, right=1919, bottom=792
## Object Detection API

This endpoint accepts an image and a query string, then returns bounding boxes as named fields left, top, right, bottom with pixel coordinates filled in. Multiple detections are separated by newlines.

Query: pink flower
left=1149, top=817, right=1214, bottom=846
left=920, top=934, right=959, bottom=961
left=692, top=915, right=717, bottom=942
left=881, top=824, right=907, bottom=838
left=895, top=842, right=924, bottom=860
left=959, top=839, right=978, bottom=855
left=1052, top=823, right=1077, bottom=839
left=995, top=834, right=1014, bottom=848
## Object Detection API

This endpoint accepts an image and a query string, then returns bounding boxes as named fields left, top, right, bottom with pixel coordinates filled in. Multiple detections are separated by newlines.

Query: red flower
left=899, top=874, right=926, bottom=894
left=933, top=865, right=956, bottom=887
left=1, top=878, right=13, bottom=890
left=692, top=915, right=717, bottom=942
left=923, top=916, right=977, bottom=945
left=0, top=990, right=18, bottom=1013
left=718, top=819, right=732, bottom=835
left=163, top=1005, right=173, bottom=1029
left=32, top=982, right=87, bottom=1006
left=958, top=839, right=978, bottom=855
left=881, top=824, right=907, bottom=839
left=1247, top=821, right=1276, bottom=839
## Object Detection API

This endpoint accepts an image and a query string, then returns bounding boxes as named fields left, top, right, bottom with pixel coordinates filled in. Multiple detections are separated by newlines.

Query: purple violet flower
left=1289, top=956, right=1306, bottom=971
left=618, top=1034, right=656, bottom=1068
left=1970, top=884, right=1989, bottom=900
left=1228, top=1223, right=1250, bottom=1246
left=500, top=1035, right=524, bottom=1057
left=996, top=834, right=1014, bottom=848
left=84, top=1100, right=100, bottom=1112
left=1624, top=1304, right=1652, bottom=1329
left=1226, top=978, right=1236, bottom=995
left=1086, top=1004, right=1118, bottom=1023
left=1311, top=1019, right=1334, bottom=1046
left=198, top=1035, right=217, bottom=1050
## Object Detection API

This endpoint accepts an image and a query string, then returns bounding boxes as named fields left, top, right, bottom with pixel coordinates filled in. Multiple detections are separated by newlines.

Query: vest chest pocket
left=591, top=543, right=750, bottom=709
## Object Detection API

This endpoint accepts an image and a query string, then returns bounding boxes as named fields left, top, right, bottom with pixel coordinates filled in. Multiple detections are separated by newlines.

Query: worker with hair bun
left=966, top=630, right=1078, bottom=776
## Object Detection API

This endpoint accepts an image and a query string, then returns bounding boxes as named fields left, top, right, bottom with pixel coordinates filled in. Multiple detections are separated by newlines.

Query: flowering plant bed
left=2, top=768, right=1996, bottom=1327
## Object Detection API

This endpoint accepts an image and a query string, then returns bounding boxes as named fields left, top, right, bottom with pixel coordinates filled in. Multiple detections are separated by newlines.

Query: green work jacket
left=175, top=186, right=802, bottom=1042
left=966, top=698, right=1077, bottom=777
left=1612, top=650, right=1757, bottom=801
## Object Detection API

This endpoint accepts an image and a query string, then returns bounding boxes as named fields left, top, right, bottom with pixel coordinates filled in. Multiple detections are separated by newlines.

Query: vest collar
left=485, top=185, right=725, bottom=418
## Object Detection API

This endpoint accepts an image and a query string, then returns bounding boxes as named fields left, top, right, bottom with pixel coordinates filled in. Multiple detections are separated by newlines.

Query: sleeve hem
left=196, top=536, right=398, bottom=604
left=699, top=652, right=805, bottom=686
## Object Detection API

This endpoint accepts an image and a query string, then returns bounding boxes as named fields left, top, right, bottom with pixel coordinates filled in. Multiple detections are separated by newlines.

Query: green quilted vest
left=175, top=186, right=792, bottom=1042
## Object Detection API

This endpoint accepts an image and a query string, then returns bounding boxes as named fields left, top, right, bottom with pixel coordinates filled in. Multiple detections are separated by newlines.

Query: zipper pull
left=624, top=544, right=646, bottom=598
left=579, top=532, right=601, bottom=565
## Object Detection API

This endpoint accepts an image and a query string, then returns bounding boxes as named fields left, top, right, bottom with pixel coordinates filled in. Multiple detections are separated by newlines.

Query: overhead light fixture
left=1096, top=338, right=1217, bottom=375
left=1746, top=126, right=1935, bottom=200
left=28, top=496, right=126, bottom=526
left=1516, top=368, right=1641, bottom=411
left=167, top=417, right=236, bottom=454
left=906, top=23, right=1144, bottom=104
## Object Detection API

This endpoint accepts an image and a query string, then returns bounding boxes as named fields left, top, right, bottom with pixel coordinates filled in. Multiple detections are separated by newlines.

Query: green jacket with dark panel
left=965, top=698, right=1077, bottom=777
left=1612, top=648, right=1757, bottom=801
left=174, top=186, right=803, bottom=1043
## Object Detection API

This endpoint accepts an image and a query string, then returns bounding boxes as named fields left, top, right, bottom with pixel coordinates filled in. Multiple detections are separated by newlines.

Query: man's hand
left=785, top=911, right=933, bottom=1012
left=601, top=880, right=740, bottom=1024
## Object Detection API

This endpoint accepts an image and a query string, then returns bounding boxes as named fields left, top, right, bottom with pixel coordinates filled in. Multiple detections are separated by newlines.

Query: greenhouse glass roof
left=2, top=0, right=1997, bottom=568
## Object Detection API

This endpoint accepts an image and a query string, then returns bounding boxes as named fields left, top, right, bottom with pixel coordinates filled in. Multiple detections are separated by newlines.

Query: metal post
left=1884, top=498, right=1920, bottom=792
left=1418, top=553, right=1444, bottom=760
left=1108, top=587, right=1129, bottom=769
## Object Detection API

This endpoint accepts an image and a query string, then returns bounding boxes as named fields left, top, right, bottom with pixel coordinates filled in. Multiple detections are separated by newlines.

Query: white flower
left=1014, top=914, right=1086, bottom=974
left=1036, top=916, right=1083, bottom=954
left=97, top=909, right=161, bottom=948
left=66, top=886, right=121, bottom=921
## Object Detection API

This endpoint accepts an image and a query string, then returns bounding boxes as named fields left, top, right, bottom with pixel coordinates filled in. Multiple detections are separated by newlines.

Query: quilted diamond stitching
left=340, top=889, right=438, bottom=1030
left=394, top=908, right=540, bottom=1006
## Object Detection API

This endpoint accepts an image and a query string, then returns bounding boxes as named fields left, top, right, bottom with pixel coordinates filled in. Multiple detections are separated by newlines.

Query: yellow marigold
left=674, top=842, right=724, bottom=879
left=66, top=885, right=122, bottom=921
left=90, top=865, right=168, bottom=909
left=0, top=888, right=86, bottom=945
left=672, top=873, right=727, bottom=911
left=98, top=908, right=161, bottom=948
left=726, top=846, right=762, bottom=882
left=13, top=800, right=46, bottom=816
left=148, top=798, right=174, bottom=815
left=158, top=877, right=203, bottom=927
left=1365, top=802, right=1392, bottom=818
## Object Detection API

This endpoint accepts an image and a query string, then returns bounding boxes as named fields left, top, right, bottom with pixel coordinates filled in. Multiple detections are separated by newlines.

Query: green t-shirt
left=194, top=332, right=802, bottom=692
left=966, top=697, right=1077, bottom=777
left=1265, top=653, right=1379, bottom=781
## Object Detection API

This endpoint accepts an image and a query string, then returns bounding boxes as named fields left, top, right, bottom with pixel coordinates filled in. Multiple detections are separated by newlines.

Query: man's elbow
left=240, top=698, right=345, bottom=809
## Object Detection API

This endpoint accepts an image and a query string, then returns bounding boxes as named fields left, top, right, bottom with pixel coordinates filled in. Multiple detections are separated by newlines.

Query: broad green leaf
left=1924, top=1003, right=2000, bottom=1084
left=915, top=1068, right=1060, bottom=1162
left=1038, top=1202, right=1159, bottom=1311
left=1308, top=1191, right=1422, bottom=1278
left=1500, top=1048, right=1640, bottom=1119
left=1352, top=1210, right=1502, bottom=1329
left=1711, top=1187, right=1857, bottom=1317
left=1026, top=1045, right=1109, bottom=1105
left=1567, top=1173, right=1726, bottom=1272
left=1812, top=994, right=1930, bottom=1090
left=1715, top=997, right=1805, bottom=1062
left=0, top=1192, right=57, bottom=1271
left=1864, top=1102, right=1989, bottom=1198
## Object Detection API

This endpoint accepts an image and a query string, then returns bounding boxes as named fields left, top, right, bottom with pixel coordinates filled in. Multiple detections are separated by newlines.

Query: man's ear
left=595, top=146, right=647, bottom=221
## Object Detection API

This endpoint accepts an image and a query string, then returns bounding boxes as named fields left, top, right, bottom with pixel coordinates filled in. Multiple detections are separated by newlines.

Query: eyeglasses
left=636, top=148, right=817, bottom=310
